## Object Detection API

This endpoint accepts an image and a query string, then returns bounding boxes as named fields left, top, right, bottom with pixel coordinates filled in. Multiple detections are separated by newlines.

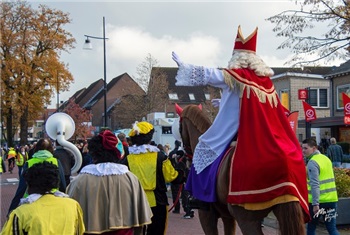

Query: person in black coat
left=54, top=141, right=75, bottom=187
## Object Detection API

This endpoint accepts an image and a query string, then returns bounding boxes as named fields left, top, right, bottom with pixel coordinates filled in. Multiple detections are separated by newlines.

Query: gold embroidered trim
left=223, top=70, right=278, bottom=108
left=228, top=181, right=309, bottom=211
left=236, top=26, right=258, bottom=44
left=234, top=195, right=299, bottom=210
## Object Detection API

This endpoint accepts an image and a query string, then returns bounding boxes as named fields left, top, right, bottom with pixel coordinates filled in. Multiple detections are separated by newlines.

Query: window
left=189, top=93, right=195, bottom=101
left=279, top=89, right=289, bottom=110
left=166, top=112, right=175, bottom=118
left=168, top=93, right=178, bottom=100
left=162, top=126, right=172, bottom=134
left=308, top=88, right=328, bottom=108
left=337, top=84, right=350, bottom=109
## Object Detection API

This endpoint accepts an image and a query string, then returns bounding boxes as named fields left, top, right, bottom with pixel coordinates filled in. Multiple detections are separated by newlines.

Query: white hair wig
left=227, top=51, right=274, bottom=77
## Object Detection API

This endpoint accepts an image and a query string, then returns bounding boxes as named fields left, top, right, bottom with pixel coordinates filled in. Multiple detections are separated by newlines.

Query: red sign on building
left=343, top=93, right=350, bottom=125
left=344, top=116, right=350, bottom=125
left=298, top=89, right=308, bottom=100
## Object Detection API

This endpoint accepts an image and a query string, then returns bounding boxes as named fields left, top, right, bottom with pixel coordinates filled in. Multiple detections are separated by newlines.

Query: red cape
left=225, top=68, right=309, bottom=220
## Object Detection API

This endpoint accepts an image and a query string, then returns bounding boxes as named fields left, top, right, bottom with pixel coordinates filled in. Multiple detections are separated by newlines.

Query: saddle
left=187, top=144, right=236, bottom=211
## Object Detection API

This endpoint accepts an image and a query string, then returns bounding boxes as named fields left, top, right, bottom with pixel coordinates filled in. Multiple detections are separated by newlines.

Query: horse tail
left=274, top=201, right=305, bottom=235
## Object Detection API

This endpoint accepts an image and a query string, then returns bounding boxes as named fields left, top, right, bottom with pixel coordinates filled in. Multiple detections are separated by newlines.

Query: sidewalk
left=1, top=165, right=20, bottom=228
left=1, top=166, right=349, bottom=234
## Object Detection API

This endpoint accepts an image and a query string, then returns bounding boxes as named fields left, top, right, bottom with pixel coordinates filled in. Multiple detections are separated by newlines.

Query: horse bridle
left=178, top=119, right=193, bottom=160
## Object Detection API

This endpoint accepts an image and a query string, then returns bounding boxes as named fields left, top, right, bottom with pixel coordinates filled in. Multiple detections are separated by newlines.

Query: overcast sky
left=27, top=0, right=343, bottom=108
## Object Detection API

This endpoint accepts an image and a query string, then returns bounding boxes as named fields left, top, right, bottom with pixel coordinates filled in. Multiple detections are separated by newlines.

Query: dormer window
left=168, top=93, right=178, bottom=100
left=189, top=93, right=195, bottom=101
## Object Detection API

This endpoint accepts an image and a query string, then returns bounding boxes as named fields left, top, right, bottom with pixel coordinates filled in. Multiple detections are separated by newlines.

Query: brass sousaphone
left=45, top=112, right=82, bottom=174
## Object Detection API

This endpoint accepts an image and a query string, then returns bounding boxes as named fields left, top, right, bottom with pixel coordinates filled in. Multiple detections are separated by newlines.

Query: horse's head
left=175, top=103, right=202, bottom=118
left=174, top=103, right=210, bottom=157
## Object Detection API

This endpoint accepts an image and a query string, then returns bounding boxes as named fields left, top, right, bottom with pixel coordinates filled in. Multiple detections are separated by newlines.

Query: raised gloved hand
left=211, top=98, right=221, bottom=108
left=172, top=51, right=183, bottom=67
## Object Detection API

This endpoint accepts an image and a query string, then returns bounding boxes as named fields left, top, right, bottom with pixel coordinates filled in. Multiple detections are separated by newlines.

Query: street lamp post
left=305, top=87, right=311, bottom=139
left=56, top=71, right=60, bottom=111
left=45, top=71, right=60, bottom=112
left=84, top=16, right=108, bottom=128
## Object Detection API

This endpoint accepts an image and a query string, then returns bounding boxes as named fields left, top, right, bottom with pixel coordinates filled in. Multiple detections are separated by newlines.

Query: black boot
left=188, top=196, right=210, bottom=210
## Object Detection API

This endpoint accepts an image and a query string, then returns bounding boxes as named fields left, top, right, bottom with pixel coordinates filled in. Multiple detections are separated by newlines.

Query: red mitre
left=233, top=25, right=258, bottom=54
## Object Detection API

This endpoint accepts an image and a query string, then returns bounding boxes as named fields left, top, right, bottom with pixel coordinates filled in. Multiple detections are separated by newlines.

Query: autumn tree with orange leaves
left=0, top=1, right=75, bottom=146
left=63, top=99, right=95, bottom=141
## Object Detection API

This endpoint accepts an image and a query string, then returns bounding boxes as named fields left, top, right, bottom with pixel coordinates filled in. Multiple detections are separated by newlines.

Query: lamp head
left=83, top=37, right=93, bottom=50
left=44, top=83, right=50, bottom=90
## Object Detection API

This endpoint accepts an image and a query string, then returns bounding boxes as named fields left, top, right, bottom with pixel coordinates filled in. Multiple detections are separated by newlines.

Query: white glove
left=172, top=51, right=183, bottom=67
left=211, top=99, right=221, bottom=108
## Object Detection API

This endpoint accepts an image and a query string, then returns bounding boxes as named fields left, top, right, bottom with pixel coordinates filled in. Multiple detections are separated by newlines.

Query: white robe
left=175, top=63, right=240, bottom=173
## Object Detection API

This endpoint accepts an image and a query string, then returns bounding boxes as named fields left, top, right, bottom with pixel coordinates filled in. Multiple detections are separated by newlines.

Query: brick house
left=46, top=62, right=349, bottom=144
left=271, top=66, right=334, bottom=142
left=152, top=67, right=220, bottom=121
left=317, top=60, right=350, bottom=143
left=82, top=73, right=145, bottom=132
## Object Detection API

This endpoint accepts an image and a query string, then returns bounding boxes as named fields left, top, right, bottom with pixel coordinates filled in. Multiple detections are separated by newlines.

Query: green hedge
left=334, top=168, right=350, bottom=198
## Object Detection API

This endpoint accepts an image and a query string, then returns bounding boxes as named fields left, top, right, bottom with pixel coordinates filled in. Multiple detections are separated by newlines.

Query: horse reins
left=168, top=155, right=186, bottom=212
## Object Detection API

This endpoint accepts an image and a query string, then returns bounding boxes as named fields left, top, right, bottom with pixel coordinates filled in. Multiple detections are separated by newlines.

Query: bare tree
left=145, top=66, right=169, bottom=114
left=130, top=54, right=169, bottom=120
left=134, top=53, right=158, bottom=92
left=267, top=0, right=350, bottom=66
left=202, top=86, right=221, bottom=122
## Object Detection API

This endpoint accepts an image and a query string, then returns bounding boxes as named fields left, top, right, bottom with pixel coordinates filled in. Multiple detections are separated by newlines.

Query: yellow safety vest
left=7, top=149, right=16, bottom=159
left=24, top=157, right=59, bottom=197
left=16, top=152, right=27, bottom=166
left=308, top=153, right=338, bottom=203
left=27, top=157, right=58, bottom=168
left=0, top=157, right=4, bottom=173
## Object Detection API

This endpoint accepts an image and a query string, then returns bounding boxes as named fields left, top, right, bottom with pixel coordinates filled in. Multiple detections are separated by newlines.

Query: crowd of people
left=1, top=122, right=192, bottom=235
left=0, top=123, right=347, bottom=235
left=0, top=54, right=344, bottom=235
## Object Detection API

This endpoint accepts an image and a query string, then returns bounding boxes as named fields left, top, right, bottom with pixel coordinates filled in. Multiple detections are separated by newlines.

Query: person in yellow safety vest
left=16, top=146, right=28, bottom=177
left=7, top=138, right=66, bottom=216
left=7, top=147, right=16, bottom=174
left=302, top=138, right=339, bottom=235
left=0, top=154, right=7, bottom=174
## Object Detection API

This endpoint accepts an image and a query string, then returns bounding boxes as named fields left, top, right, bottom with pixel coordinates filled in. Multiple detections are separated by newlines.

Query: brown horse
left=176, top=104, right=305, bottom=235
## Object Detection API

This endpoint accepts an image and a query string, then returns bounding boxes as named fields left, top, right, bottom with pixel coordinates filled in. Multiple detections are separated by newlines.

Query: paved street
left=1, top=166, right=349, bottom=234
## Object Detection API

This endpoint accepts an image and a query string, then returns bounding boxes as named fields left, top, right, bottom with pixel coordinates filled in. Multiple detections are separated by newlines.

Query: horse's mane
left=181, top=105, right=211, bottom=133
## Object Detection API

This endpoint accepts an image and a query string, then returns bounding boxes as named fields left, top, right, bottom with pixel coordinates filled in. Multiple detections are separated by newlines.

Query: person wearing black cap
left=54, top=140, right=75, bottom=187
